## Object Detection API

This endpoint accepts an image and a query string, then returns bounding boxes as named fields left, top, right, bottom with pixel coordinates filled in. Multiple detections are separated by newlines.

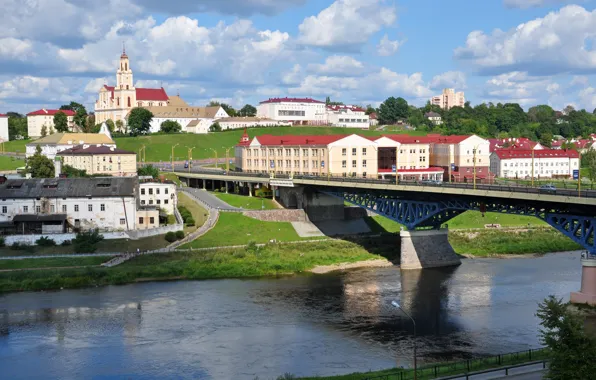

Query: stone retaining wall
left=243, top=209, right=308, bottom=222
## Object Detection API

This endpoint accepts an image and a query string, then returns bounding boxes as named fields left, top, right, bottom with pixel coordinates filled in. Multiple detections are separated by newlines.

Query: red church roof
left=27, top=109, right=75, bottom=116
left=493, top=149, right=579, bottom=159
left=259, top=97, right=324, bottom=104
left=103, top=85, right=168, bottom=101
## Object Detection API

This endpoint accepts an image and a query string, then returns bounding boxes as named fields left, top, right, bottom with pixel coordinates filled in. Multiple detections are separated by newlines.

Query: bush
left=165, top=231, right=177, bottom=243
left=185, top=217, right=195, bottom=227
left=177, top=206, right=192, bottom=223
left=61, top=240, right=72, bottom=246
left=36, top=236, right=56, bottom=247
left=0, top=236, right=5, bottom=247
left=175, top=230, right=185, bottom=239
left=73, top=230, right=104, bottom=253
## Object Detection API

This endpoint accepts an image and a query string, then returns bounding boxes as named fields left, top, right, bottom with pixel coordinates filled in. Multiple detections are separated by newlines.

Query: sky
left=2, top=0, right=596, bottom=114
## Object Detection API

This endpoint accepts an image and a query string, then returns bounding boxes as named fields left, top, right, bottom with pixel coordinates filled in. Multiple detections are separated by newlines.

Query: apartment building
left=57, top=145, right=137, bottom=177
left=27, top=109, right=76, bottom=139
left=490, top=149, right=580, bottom=179
left=257, top=97, right=329, bottom=125
left=0, top=114, right=9, bottom=142
left=430, top=89, right=465, bottom=110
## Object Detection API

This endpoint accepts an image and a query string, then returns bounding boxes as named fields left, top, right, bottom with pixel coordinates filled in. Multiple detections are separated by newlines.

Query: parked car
left=539, top=184, right=557, bottom=193
left=420, top=179, right=442, bottom=186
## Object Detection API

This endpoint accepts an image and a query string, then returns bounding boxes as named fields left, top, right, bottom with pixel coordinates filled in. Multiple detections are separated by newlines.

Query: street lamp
left=209, top=148, right=218, bottom=169
left=171, top=143, right=179, bottom=172
left=223, top=147, right=232, bottom=173
left=391, top=300, right=417, bottom=380
left=187, top=146, right=196, bottom=173
left=472, top=145, right=479, bottom=190
left=531, top=146, right=535, bottom=187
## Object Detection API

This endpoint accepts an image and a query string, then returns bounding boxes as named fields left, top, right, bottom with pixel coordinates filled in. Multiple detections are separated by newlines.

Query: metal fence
left=363, top=348, right=548, bottom=380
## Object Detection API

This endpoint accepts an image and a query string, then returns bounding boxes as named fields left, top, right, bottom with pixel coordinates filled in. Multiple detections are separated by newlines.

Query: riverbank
left=0, top=240, right=388, bottom=293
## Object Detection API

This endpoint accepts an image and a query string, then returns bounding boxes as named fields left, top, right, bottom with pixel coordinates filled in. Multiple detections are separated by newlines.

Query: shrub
left=36, top=236, right=56, bottom=247
left=175, top=230, right=185, bottom=239
left=185, top=217, right=195, bottom=227
left=0, top=236, right=5, bottom=247
left=166, top=214, right=176, bottom=225
left=61, top=239, right=72, bottom=246
left=165, top=231, right=177, bottom=243
left=73, top=230, right=104, bottom=253
left=177, top=206, right=192, bottom=223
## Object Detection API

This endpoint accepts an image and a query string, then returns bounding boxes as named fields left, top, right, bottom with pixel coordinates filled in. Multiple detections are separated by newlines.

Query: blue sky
left=1, top=0, right=596, bottom=114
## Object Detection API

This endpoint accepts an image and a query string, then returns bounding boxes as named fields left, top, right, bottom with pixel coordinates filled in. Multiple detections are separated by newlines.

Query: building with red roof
left=94, top=50, right=187, bottom=129
left=490, top=148, right=580, bottom=179
left=26, top=109, right=76, bottom=139
left=488, top=137, right=544, bottom=152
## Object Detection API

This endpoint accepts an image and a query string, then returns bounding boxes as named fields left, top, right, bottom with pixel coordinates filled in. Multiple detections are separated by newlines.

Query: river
left=0, top=252, right=581, bottom=379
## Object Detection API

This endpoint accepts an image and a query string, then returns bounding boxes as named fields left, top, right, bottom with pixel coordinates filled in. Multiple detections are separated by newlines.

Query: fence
left=363, top=348, right=548, bottom=380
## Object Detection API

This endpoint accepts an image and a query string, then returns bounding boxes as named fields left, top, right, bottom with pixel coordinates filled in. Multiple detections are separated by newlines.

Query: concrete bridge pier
left=571, top=258, right=596, bottom=305
left=399, top=228, right=461, bottom=270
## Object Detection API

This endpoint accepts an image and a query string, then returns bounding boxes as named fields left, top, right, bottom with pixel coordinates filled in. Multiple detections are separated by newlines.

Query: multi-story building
left=215, top=117, right=290, bottom=131
left=57, top=145, right=137, bottom=177
left=26, top=132, right=116, bottom=160
left=0, top=114, right=8, bottom=142
left=374, top=135, right=445, bottom=181
left=147, top=105, right=229, bottom=133
left=326, top=105, right=370, bottom=129
left=138, top=180, right=177, bottom=215
left=430, top=89, right=465, bottom=110
left=257, top=97, right=328, bottom=125
left=490, top=149, right=580, bottom=179
left=26, top=109, right=76, bottom=139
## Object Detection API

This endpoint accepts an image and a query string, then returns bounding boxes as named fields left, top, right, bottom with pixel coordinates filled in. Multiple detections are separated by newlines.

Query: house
left=25, top=132, right=116, bottom=160
left=26, top=109, right=76, bottom=139
left=369, top=112, right=379, bottom=127
left=424, top=112, right=443, bottom=125
left=146, top=105, right=229, bottom=133
left=490, top=149, right=579, bottom=179
left=57, top=145, right=137, bottom=177
left=139, top=179, right=177, bottom=215
left=257, top=97, right=328, bottom=126
left=325, top=105, right=370, bottom=129
left=488, top=137, right=544, bottom=152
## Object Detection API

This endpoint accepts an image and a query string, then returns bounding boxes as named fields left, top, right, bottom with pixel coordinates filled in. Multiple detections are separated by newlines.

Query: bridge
left=175, top=168, right=596, bottom=305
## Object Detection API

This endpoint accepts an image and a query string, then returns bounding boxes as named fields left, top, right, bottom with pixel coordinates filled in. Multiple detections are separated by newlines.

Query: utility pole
left=473, top=146, right=477, bottom=190
left=209, top=148, right=218, bottom=169
left=531, top=147, right=535, bottom=187
left=223, top=147, right=232, bottom=173
left=395, top=145, right=400, bottom=185
left=579, top=151, right=582, bottom=198
left=171, top=143, right=179, bottom=172
left=187, top=146, right=195, bottom=173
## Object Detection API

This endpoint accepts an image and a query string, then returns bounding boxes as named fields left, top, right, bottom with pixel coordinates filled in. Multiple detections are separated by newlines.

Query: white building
left=257, top=97, right=328, bottom=125
left=490, top=149, right=580, bottom=179
left=0, top=114, right=8, bottom=142
left=26, top=109, right=76, bottom=139
left=147, top=105, right=229, bottom=134
left=430, top=89, right=465, bottom=110
left=424, top=111, right=443, bottom=125
left=0, top=177, right=144, bottom=233
left=139, top=180, right=177, bottom=215
left=326, top=105, right=370, bottom=129
left=369, top=112, right=378, bottom=127
left=26, top=132, right=116, bottom=160
left=215, top=117, right=290, bottom=130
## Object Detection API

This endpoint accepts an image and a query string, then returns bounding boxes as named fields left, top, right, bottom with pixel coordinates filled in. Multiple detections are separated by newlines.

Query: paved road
left=494, top=371, right=545, bottom=379
left=181, top=187, right=241, bottom=211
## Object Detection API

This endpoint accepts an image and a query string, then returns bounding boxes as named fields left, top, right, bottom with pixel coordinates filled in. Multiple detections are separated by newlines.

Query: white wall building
left=215, top=117, right=290, bottom=130
left=326, top=105, right=370, bottom=129
left=25, top=132, right=116, bottom=160
left=490, top=149, right=580, bottom=179
left=0, top=114, right=8, bottom=142
left=424, top=111, right=443, bottom=125
left=27, top=109, right=76, bottom=139
left=257, top=97, right=328, bottom=125
left=147, top=106, right=229, bottom=133
left=139, top=180, right=177, bottom=215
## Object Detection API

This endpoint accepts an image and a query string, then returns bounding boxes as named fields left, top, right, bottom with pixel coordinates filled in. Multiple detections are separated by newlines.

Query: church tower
left=114, top=45, right=136, bottom=114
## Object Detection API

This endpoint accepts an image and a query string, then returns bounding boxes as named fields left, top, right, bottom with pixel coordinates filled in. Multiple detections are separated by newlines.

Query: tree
left=137, top=164, right=159, bottom=178
left=583, top=149, right=596, bottom=181
left=221, top=104, right=236, bottom=117
left=160, top=120, right=182, bottom=134
left=60, top=102, right=84, bottom=112
left=74, top=105, right=88, bottom=131
left=536, top=296, right=596, bottom=379
left=26, top=145, right=54, bottom=178
left=53, top=111, right=69, bottom=132
left=62, top=164, right=89, bottom=178
left=209, top=122, right=222, bottom=132
left=239, top=104, right=257, bottom=117
left=115, top=120, right=124, bottom=133
left=378, top=97, right=409, bottom=125
left=563, top=105, right=576, bottom=115
left=40, top=125, right=48, bottom=137
left=325, top=96, right=330, bottom=105
left=127, top=107, right=153, bottom=136
left=365, top=105, right=376, bottom=115
left=73, top=230, right=104, bottom=253
left=83, top=113, right=95, bottom=133
left=105, top=119, right=115, bottom=133
left=8, top=115, right=27, bottom=140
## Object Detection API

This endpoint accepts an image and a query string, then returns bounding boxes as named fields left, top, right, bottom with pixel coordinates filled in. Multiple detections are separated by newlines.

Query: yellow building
left=57, top=145, right=137, bottom=177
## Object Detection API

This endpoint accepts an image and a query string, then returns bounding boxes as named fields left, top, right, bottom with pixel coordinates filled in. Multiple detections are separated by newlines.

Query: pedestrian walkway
left=182, top=187, right=241, bottom=211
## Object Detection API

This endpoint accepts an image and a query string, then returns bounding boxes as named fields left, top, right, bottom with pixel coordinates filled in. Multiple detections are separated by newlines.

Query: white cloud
left=130, top=0, right=306, bottom=16
left=298, top=0, right=396, bottom=50
left=376, top=34, right=405, bottom=56
left=307, top=56, right=365, bottom=76
left=454, top=5, right=596, bottom=75
left=503, top=0, right=575, bottom=9
left=483, top=71, right=562, bottom=106
left=570, top=75, right=589, bottom=86
left=430, top=71, right=467, bottom=90
left=579, top=87, right=596, bottom=111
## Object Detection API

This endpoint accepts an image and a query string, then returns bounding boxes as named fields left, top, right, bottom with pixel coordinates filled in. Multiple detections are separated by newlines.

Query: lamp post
left=187, top=146, right=196, bottom=173
left=391, top=300, right=417, bottom=380
left=472, top=145, right=478, bottom=190
left=209, top=148, right=218, bottom=169
left=579, top=150, right=582, bottom=198
left=171, top=143, right=179, bottom=172
left=395, top=143, right=401, bottom=185
left=531, top=147, right=535, bottom=187
left=223, top=147, right=232, bottom=173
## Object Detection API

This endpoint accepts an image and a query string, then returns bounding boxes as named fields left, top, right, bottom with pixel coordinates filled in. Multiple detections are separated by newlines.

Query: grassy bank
left=0, top=241, right=383, bottom=293
left=213, top=192, right=277, bottom=210
left=177, top=192, right=208, bottom=233
left=450, top=229, right=581, bottom=256
left=0, top=155, right=25, bottom=171
left=0, top=256, right=109, bottom=270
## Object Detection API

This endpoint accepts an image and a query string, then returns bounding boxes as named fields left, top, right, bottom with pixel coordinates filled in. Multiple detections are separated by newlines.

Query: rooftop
left=252, top=134, right=346, bottom=146
left=27, top=109, right=76, bottom=117
left=27, top=133, right=115, bottom=146
left=493, top=149, right=579, bottom=159
left=57, top=145, right=135, bottom=156
left=217, top=117, right=279, bottom=123
left=424, top=112, right=441, bottom=118
left=103, top=85, right=169, bottom=101
left=259, top=97, right=324, bottom=104
left=0, top=177, right=137, bottom=199
left=142, top=105, right=223, bottom=119
left=326, top=105, right=366, bottom=112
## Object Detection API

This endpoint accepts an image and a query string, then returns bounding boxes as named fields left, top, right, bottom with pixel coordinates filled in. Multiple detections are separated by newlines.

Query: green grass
left=3, top=140, right=28, bottom=155
left=160, top=172, right=181, bottom=186
left=0, top=155, right=25, bottom=170
left=181, top=212, right=307, bottom=249
left=178, top=192, right=208, bottom=233
left=0, top=240, right=382, bottom=292
left=300, top=348, right=549, bottom=379
left=449, top=229, right=581, bottom=256
left=0, top=256, right=109, bottom=270
left=213, top=192, right=277, bottom=210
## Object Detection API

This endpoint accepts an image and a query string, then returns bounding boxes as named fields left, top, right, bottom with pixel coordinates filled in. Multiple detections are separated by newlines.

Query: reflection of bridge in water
left=179, top=170, right=596, bottom=304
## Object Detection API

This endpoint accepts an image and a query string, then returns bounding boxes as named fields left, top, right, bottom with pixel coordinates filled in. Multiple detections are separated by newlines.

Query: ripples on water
left=0, top=252, right=582, bottom=379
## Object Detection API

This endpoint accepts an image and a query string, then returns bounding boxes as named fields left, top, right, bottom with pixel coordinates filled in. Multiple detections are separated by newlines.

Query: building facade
left=257, top=98, right=328, bottom=125
left=326, top=105, right=370, bottom=129
left=57, top=145, right=137, bottom=177
left=430, top=89, right=465, bottom=110
left=26, top=109, right=75, bottom=139
left=490, top=149, right=580, bottom=179
left=139, top=180, right=177, bottom=215
left=26, top=132, right=116, bottom=160
left=147, top=106, right=229, bottom=133
left=215, top=117, right=290, bottom=131
left=0, top=114, right=8, bottom=142
left=427, top=134, right=492, bottom=182
left=424, top=111, right=443, bottom=125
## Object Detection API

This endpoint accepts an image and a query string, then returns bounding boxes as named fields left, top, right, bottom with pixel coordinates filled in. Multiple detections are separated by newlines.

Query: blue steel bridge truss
left=326, top=191, right=596, bottom=254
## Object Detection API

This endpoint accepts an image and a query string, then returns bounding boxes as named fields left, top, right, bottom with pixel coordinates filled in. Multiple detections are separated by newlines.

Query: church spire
left=121, top=42, right=128, bottom=58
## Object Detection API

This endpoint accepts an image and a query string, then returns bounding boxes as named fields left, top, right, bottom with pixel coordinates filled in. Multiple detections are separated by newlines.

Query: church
left=94, top=49, right=188, bottom=126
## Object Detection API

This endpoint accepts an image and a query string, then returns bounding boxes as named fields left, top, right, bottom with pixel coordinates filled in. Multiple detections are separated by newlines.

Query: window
left=157, top=200, right=161, bottom=204
left=352, top=160, right=357, bottom=168
left=342, top=160, right=347, bottom=168
left=23, top=206, right=28, bottom=213
left=362, top=148, right=367, bottom=155
left=294, top=148, right=299, bottom=156
left=150, top=217, right=155, bottom=224
left=141, top=200, right=146, bottom=205
left=149, top=200, right=153, bottom=205
left=156, top=189, right=160, bottom=195
left=62, top=205, right=67, bottom=212
left=363, top=160, right=367, bottom=168
left=139, top=217, right=144, bottom=224
left=36, top=206, right=41, bottom=213
left=269, top=149, right=274, bottom=155
left=120, top=218, right=126, bottom=225
left=74, top=205, right=79, bottom=212
left=1, top=206, right=6, bottom=213
left=165, top=188, right=168, bottom=195
left=164, top=200, right=169, bottom=204
left=352, top=148, right=357, bottom=155
left=141, top=188, right=145, bottom=195
left=149, top=188, right=153, bottom=195
left=277, top=149, right=283, bottom=155
left=50, top=205, right=55, bottom=213
left=88, top=204, right=93, bottom=212
left=303, top=149, right=308, bottom=157
left=342, top=148, right=347, bottom=156
left=100, top=204, right=105, bottom=211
